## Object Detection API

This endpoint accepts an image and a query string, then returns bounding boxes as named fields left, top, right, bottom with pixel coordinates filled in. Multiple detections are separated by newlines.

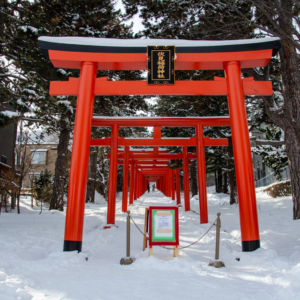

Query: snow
left=30, top=149, right=48, bottom=152
left=0, top=188, right=299, bottom=299
left=19, top=26, right=39, bottom=34
left=38, top=36, right=280, bottom=48
left=0, top=110, right=19, bottom=118
left=57, top=100, right=74, bottom=113
left=93, top=116, right=230, bottom=119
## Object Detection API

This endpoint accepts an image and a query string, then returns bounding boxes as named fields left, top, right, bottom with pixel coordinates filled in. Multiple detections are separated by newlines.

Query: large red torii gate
left=38, top=36, right=280, bottom=253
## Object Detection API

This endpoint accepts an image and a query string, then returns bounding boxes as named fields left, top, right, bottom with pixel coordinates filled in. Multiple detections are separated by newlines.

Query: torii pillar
left=196, top=125, right=208, bottom=223
left=106, top=124, right=119, bottom=225
left=182, top=146, right=190, bottom=211
left=176, top=169, right=181, bottom=205
left=225, top=61, right=260, bottom=251
left=122, top=146, right=130, bottom=212
left=171, top=169, right=175, bottom=200
left=129, top=161, right=135, bottom=205
left=63, top=62, right=97, bottom=252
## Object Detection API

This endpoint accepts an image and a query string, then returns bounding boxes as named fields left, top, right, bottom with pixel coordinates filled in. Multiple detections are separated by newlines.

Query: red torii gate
left=115, top=152, right=192, bottom=209
left=38, top=36, right=280, bottom=253
left=98, top=124, right=228, bottom=223
left=116, top=159, right=184, bottom=204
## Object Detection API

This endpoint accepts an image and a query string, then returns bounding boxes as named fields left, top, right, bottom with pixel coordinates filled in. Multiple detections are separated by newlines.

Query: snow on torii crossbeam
left=38, top=36, right=280, bottom=253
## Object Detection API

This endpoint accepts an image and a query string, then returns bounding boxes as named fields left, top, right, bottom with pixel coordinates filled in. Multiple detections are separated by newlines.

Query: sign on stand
left=149, top=206, right=179, bottom=257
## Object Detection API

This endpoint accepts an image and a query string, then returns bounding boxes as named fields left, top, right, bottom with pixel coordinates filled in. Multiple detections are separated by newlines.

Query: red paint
left=90, top=136, right=228, bottom=147
left=129, top=162, right=134, bottom=205
left=50, top=77, right=272, bottom=97
left=122, top=146, right=129, bottom=212
left=176, top=169, right=181, bottom=205
left=107, top=124, right=119, bottom=224
left=182, top=146, right=190, bottom=211
left=134, top=164, right=138, bottom=201
left=171, top=170, right=175, bottom=201
left=225, top=61, right=260, bottom=244
left=64, top=62, right=97, bottom=242
left=196, top=124, right=208, bottom=224
left=48, top=49, right=272, bottom=70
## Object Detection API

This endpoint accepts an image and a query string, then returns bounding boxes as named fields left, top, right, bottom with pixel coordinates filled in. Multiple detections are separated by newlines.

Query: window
left=31, top=150, right=47, bottom=164
left=1, top=155, right=7, bottom=164
left=29, top=173, right=40, bottom=187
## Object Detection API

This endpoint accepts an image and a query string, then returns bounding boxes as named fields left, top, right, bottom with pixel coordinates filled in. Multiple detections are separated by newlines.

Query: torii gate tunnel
left=39, top=36, right=281, bottom=253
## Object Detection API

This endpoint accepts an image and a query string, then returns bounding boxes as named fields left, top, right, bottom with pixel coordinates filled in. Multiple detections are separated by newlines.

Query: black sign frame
left=147, top=45, right=175, bottom=85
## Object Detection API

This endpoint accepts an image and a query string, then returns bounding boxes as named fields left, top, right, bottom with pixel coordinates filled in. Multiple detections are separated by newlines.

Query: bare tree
left=86, top=147, right=98, bottom=203
left=50, top=119, right=70, bottom=211
left=216, top=0, right=300, bottom=219
left=187, top=0, right=300, bottom=217
left=15, top=131, right=37, bottom=214
left=0, top=166, right=18, bottom=214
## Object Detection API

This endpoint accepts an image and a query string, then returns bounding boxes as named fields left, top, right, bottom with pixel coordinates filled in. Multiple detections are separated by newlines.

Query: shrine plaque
left=147, top=45, right=175, bottom=85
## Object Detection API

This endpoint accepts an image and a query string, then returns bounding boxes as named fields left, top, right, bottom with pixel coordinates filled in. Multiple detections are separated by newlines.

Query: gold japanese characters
left=147, top=45, right=175, bottom=85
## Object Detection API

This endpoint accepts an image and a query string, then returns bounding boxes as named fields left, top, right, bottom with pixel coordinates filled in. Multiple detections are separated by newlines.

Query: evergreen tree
left=124, top=1, right=300, bottom=213
left=34, top=169, right=52, bottom=213
left=252, top=125, right=288, bottom=180
left=2, top=0, right=148, bottom=209
left=123, top=0, right=256, bottom=203
left=198, top=0, right=300, bottom=219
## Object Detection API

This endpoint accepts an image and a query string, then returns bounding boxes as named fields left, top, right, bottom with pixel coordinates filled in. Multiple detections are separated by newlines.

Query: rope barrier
left=129, top=214, right=218, bottom=251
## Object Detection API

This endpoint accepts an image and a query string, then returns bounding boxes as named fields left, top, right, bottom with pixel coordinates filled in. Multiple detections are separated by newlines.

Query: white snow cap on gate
left=38, top=36, right=281, bottom=57
left=38, top=36, right=280, bottom=48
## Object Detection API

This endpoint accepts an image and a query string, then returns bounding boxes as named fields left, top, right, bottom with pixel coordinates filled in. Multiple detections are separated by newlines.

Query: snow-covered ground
left=0, top=187, right=299, bottom=300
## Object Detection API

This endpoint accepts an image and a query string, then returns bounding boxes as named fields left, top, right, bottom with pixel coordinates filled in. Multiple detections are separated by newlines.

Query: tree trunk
left=252, top=0, right=300, bottom=220
left=0, top=0, right=7, bottom=55
left=180, top=169, right=184, bottom=191
left=285, top=129, right=300, bottom=219
left=228, top=137, right=237, bottom=204
left=86, top=148, right=98, bottom=203
left=214, top=169, right=217, bottom=191
left=17, top=189, right=20, bottom=214
left=223, top=171, right=228, bottom=193
left=50, top=119, right=70, bottom=211
left=117, top=165, right=123, bottom=193
left=17, top=174, right=22, bottom=214
left=4, top=192, right=8, bottom=212
left=216, top=166, right=223, bottom=193
left=11, top=192, right=16, bottom=210
left=265, top=0, right=300, bottom=219
left=0, top=192, right=3, bottom=215
left=190, top=160, right=198, bottom=197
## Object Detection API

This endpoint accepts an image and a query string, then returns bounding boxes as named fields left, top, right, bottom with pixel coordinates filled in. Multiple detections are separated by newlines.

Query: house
left=18, top=130, right=72, bottom=190
left=22, top=142, right=60, bottom=188
left=250, top=128, right=273, bottom=182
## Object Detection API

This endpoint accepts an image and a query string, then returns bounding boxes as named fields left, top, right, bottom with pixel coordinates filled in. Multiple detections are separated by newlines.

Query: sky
left=115, top=0, right=145, bottom=34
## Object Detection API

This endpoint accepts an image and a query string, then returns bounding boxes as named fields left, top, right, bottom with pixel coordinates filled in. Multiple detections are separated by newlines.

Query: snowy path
left=0, top=189, right=300, bottom=299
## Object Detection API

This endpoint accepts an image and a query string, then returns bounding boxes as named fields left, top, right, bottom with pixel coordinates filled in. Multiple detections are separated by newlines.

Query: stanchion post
left=126, top=210, right=131, bottom=257
left=120, top=210, right=134, bottom=265
left=215, top=212, right=221, bottom=260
